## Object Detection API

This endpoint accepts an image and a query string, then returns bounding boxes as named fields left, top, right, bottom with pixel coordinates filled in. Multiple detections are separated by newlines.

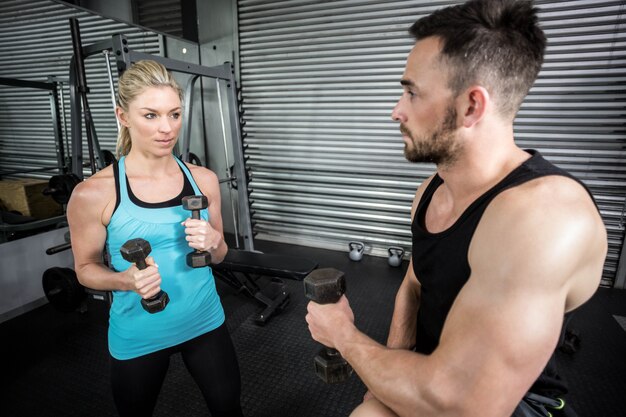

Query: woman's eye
left=170, top=112, right=181, bottom=119
left=144, top=113, right=156, bottom=119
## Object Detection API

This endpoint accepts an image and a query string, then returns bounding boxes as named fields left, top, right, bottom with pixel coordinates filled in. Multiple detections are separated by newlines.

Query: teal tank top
left=105, top=156, right=225, bottom=360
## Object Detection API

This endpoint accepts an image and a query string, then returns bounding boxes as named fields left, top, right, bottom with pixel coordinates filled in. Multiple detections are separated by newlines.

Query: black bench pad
left=212, top=249, right=318, bottom=280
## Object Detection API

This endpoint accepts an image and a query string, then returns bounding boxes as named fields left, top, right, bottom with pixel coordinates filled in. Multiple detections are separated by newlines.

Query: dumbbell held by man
left=303, top=268, right=354, bottom=383
left=120, top=238, right=170, bottom=314
left=181, top=195, right=212, bottom=268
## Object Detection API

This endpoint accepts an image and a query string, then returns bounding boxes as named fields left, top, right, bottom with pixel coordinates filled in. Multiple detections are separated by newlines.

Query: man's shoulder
left=475, top=172, right=604, bottom=264
left=493, top=173, right=595, bottom=218
left=471, top=173, right=606, bottom=311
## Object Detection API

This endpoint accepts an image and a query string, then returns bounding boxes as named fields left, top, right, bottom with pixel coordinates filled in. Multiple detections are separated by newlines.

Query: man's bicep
left=432, top=268, right=565, bottom=416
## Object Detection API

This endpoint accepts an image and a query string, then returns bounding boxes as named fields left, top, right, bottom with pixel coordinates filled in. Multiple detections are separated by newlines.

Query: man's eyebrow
left=400, top=79, right=415, bottom=87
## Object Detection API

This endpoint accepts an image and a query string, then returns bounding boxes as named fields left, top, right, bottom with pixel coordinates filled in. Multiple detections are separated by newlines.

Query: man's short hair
left=410, top=0, right=546, bottom=118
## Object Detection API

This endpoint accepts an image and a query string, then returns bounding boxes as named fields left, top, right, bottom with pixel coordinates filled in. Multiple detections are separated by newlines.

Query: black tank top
left=411, top=149, right=596, bottom=396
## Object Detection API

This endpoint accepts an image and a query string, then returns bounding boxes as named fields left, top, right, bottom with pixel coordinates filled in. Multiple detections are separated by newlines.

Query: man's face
left=391, top=37, right=463, bottom=166
left=401, top=103, right=460, bottom=165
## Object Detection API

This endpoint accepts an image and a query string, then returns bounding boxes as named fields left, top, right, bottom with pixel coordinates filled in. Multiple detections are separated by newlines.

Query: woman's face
left=118, top=86, right=182, bottom=157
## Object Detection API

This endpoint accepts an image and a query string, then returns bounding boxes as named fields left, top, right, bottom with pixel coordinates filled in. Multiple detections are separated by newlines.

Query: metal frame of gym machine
left=68, top=31, right=255, bottom=251
left=67, top=23, right=318, bottom=323
left=0, top=76, right=69, bottom=242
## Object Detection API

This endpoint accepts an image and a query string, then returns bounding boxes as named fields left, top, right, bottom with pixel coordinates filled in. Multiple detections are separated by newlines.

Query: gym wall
left=0, top=0, right=624, bottom=289
left=236, top=0, right=626, bottom=287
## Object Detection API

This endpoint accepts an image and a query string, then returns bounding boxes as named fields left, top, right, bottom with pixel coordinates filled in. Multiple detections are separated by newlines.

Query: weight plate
left=42, top=267, right=86, bottom=312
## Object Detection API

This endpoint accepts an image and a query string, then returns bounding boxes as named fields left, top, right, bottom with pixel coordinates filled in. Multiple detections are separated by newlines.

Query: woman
left=67, top=60, right=243, bottom=417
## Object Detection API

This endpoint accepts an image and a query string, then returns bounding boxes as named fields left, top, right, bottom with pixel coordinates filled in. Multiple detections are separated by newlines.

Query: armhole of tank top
left=415, top=175, right=443, bottom=226
left=180, top=166, right=195, bottom=197
left=112, top=159, right=121, bottom=213
left=175, top=155, right=202, bottom=196
left=175, top=156, right=211, bottom=221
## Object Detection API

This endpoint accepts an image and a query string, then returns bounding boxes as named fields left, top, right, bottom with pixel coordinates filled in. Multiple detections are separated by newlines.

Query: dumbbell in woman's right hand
left=120, top=238, right=170, bottom=314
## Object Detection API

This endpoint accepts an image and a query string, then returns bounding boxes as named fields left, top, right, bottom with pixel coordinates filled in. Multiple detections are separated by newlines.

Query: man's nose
left=391, top=101, right=405, bottom=123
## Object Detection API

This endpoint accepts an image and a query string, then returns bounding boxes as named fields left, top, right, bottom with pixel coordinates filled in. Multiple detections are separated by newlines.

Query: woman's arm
left=67, top=171, right=163, bottom=299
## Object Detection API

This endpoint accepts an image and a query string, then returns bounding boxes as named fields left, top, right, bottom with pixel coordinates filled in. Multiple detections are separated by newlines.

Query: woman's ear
left=460, top=85, right=489, bottom=128
left=116, top=107, right=129, bottom=128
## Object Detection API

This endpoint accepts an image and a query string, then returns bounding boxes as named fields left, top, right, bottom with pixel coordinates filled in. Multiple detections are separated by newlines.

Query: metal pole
left=103, top=49, right=120, bottom=133
left=180, top=75, right=200, bottom=162
left=69, top=18, right=96, bottom=175
left=48, top=84, right=65, bottom=174
left=216, top=78, right=240, bottom=249
left=69, top=57, right=83, bottom=178
left=57, top=81, right=70, bottom=170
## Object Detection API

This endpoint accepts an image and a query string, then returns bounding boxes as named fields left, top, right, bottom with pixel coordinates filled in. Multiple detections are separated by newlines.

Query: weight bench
left=212, top=249, right=318, bottom=324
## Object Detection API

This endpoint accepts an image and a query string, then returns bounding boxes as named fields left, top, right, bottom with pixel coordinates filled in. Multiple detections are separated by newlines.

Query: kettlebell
left=348, top=241, right=365, bottom=262
left=388, top=246, right=405, bottom=267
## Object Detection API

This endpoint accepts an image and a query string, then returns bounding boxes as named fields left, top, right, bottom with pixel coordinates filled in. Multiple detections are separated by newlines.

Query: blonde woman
left=68, top=60, right=243, bottom=417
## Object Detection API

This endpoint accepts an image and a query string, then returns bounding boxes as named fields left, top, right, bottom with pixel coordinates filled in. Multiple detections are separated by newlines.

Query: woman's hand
left=182, top=217, right=224, bottom=254
left=124, top=256, right=162, bottom=299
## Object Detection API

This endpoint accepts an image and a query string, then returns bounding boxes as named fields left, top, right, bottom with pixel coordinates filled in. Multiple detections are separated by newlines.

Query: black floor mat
left=1, top=240, right=625, bottom=417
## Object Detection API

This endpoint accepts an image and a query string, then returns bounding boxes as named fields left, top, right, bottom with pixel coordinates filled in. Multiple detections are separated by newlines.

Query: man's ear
left=116, top=107, right=129, bottom=127
left=460, top=86, right=489, bottom=128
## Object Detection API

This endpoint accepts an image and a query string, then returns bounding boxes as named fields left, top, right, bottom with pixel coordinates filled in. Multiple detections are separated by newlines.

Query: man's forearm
left=337, top=324, right=443, bottom=417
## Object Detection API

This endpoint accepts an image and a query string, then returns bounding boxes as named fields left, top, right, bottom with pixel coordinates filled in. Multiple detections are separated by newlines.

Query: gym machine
left=43, top=19, right=318, bottom=324
left=0, top=76, right=69, bottom=243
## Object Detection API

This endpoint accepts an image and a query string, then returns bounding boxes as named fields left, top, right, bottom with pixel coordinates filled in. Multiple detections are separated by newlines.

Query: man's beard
left=402, top=105, right=461, bottom=167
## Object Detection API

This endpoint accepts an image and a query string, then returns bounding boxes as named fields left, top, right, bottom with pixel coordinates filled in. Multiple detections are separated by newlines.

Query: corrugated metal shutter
left=238, top=0, right=626, bottom=287
left=0, top=0, right=161, bottom=179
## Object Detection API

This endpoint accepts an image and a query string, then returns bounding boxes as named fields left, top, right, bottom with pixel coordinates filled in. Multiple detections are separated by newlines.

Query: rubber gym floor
left=1, top=240, right=626, bottom=417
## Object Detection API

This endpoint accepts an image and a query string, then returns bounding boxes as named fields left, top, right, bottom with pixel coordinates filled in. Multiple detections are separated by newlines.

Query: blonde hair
left=115, top=60, right=184, bottom=157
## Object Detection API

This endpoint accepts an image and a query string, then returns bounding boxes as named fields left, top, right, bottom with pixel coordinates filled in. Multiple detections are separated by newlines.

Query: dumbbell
left=181, top=195, right=212, bottom=268
left=120, top=238, right=169, bottom=314
left=303, top=268, right=353, bottom=384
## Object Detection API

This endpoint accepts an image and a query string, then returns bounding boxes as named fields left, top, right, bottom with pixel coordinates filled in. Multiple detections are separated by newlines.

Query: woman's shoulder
left=66, top=165, right=117, bottom=226
left=71, top=165, right=116, bottom=205
left=184, top=162, right=218, bottom=186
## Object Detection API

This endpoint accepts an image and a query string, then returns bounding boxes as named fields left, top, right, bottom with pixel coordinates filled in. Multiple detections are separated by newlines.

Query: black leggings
left=110, top=323, right=243, bottom=417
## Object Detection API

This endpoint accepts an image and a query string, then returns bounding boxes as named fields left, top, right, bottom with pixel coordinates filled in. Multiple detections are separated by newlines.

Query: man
left=305, top=1, right=608, bottom=416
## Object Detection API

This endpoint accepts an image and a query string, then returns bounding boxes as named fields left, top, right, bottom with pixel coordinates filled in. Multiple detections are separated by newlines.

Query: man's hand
left=305, top=295, right=355, bottom=349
